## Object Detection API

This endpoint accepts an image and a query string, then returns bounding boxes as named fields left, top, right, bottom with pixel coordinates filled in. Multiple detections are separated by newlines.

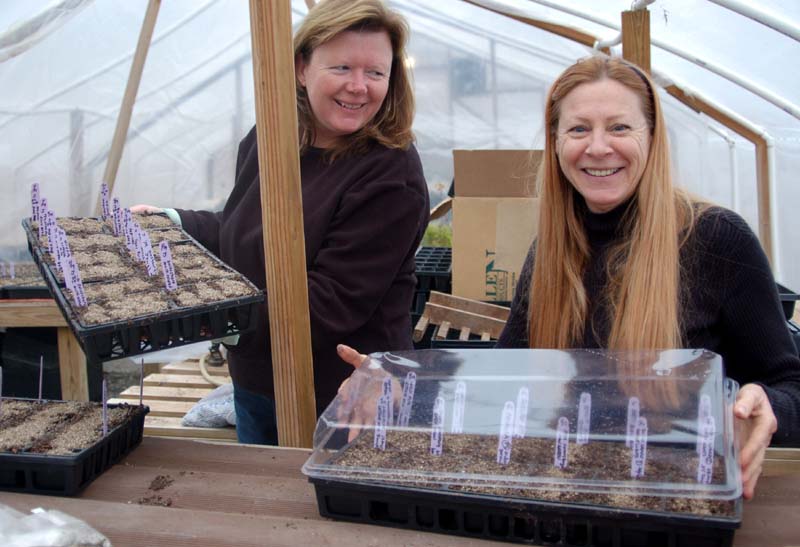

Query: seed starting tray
left=310, top=478, right=740, bottom=547
left=21, top=216, right=264, bottom=364
left=0, top=400, right=149, bottom=497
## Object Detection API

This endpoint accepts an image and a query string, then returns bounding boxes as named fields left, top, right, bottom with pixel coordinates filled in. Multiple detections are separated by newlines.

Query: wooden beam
left=95, top=0, right=161, bottom=215
left=621, top=9, right=650, bottom=73
left=57, top=327, right=89, bottom=401
left=428, top=291, right=510, bottom=321
left=0, top=299, right=66, bottom=327
left=248, top=0, right=316, bottom=448
left=422, top=302, right=508, bottom=340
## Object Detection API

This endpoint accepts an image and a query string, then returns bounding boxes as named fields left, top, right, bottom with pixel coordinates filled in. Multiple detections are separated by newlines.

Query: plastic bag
left=181, top=382, right=236, bottom=427
left=0, top=504, right=112, bottom=547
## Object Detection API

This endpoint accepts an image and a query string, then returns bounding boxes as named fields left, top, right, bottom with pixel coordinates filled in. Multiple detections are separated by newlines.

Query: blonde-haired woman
left=495, top=56, right=800, bottom=498
left=135, top=0, right=428, bottom=444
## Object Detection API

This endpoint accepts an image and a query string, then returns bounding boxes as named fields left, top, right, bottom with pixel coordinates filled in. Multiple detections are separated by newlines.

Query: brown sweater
left=177, top=126, right=429, bottom=413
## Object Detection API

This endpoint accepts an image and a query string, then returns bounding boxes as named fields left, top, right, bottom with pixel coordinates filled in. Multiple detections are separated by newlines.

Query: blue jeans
left=233, top=383, right=279, bottom=445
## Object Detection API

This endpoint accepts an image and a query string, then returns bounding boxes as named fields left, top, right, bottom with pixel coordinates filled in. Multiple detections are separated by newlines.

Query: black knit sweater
left=497, top=200, right=800, bottom=445
left=176, top=126, right=429, bottom=414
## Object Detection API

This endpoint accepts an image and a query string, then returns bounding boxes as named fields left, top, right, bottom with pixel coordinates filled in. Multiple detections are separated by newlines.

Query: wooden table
left=0, top=438, right=797, bottom=546
left=0, top=299, right=88, bottom=401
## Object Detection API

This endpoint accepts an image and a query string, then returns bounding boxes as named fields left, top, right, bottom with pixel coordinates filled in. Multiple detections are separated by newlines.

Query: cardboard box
left=452, top=150, right=541, bottom=302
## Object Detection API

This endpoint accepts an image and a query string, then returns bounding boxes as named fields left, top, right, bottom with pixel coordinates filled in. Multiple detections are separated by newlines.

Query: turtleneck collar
left=577, top=194, right=634, bottom=245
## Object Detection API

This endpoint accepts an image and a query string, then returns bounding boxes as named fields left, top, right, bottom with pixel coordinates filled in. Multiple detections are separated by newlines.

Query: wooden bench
left=109, top=358, right=237, bottom=443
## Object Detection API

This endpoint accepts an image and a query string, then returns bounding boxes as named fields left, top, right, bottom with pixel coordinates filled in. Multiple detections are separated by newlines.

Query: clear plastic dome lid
left=302, top=348, right=741, bottom=502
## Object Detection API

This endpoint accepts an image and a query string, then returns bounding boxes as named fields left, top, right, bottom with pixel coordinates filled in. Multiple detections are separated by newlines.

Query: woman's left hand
left=734, top=383, right=777, bottom=500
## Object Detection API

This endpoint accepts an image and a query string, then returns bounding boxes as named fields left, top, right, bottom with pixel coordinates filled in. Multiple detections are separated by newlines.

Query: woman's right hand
left=336, top=344, right=400, bottom=442
left=130, top=204, right=163, bottom=214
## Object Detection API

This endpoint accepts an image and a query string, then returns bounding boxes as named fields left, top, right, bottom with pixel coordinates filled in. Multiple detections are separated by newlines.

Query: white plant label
left=8, top=262, right=13, bottom=279
left=630, top=416, right=648, bottom=479
left=696, top=394, right=712, bottom=453
left=373, top=393, right=390, bottom=451
left=626, top=397, right=640, bottom=447
left=100, top=182, right=110, bottom=220
left=55, top=229, right=68, bottom=273
left=123, top=209, right=134, bottom=250
left=397, top=371, right=416, bottom=428
left=102, top=378, right=109, bottom=437
left=513, top=386, right=530, bottom=439
left=133, top=224, right=144, bottom=262
left=554, top=416, right=570, bottom=469
left=430, top=396, right=445, bottom=456
left=143, top=232, right=157, bottom=276
left=159, top=241, right=178, bottom=291
left=576, top=392, right=592, bottom=445
left=696, top=414, right=716, bottom=484
left=112, top=198, right=122, bottom=236
left=67, top=257, right=87, bottom=307
left=451, top=381, right=466, bottom=434
left=0, top=263, right=5, bottom=277
left=38, top=198, right=48, bottom=239
left=38, top=355, right=44, bottom=402
left=31, top=183, right=40, bottom=223
left=46, top=210, right=56, bottom=255
left=382, top=377, right=394, bottom=426
left=496, top=401, right=515, bottom=465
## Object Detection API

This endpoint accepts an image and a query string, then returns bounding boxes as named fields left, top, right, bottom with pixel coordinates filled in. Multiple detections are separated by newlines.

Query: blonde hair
left=294, top=0, right=415, bottom=159
left=529, top=57, right=699, bottom=395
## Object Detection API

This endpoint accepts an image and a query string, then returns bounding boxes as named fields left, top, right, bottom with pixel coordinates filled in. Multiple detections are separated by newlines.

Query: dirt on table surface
left=330, top=431, right=738, bottom=518
left=0, top=399, right=143, bottom=455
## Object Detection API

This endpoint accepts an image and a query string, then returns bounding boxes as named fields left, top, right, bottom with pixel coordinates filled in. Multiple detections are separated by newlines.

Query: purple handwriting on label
left=382, top=377, right=394, bottom=426
left=112, top=198, right=122, bottom=236
left=626, top=397, right=640, bottom=448
left=46, top=210, right=56, bottom=255
left=630, top=416, right=648, bottom=479
left=132, top=223, right=143, bottom=262
left=38, top=198, right=48, bottom=238
left=100, top=182, right=110, bottom=220
left=67, top=257, right=87, bottom=307
left=102, top=378, right=108, bottom=436
left=577, top=392, right=592, bottom=445
left=554, top=416, right=570, bottom=469
left=514, top=386, right=530, bottom=439
left=55, top=229, right=67, bottom=272
left=61, top=256, right=73, bottom=292
left=496, top=401, right=515, bottom=465
left=451, top=381, right=466, bottom=434
left=123, top=209, right=134, bottom=249
left=373, top=393, right=389, bottom=450
left=430, top=396, right=445, bottom=456
left=159, top=241, right=178, bottom=291
left=143, top=232, right=157, bottom=276
left=397, top=371, right=416, bottom=428
left=31, top=183, right=40, bottom=222
left=696, top=394, right=712, bottom=453
left=696, top=415, right=716, bottom=484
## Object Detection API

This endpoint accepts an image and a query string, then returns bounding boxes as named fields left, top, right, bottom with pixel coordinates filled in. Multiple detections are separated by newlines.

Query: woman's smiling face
left=555, top=78, right=651, bottom=213
left=296, top=30, right=393, bottom=149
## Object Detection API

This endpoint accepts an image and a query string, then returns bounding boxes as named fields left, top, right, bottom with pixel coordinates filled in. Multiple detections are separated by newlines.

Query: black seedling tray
left=22, top=217, right=264, bottom=364
left=0, top=400, right=149, bottom=496
left=310, top=478, right=741, bottom=547
left=413, top=246, right=452, bottom=315
left=777, top=283, right=798, bottom=321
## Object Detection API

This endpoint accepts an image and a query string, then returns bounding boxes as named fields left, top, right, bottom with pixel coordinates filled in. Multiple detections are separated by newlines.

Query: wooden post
left=57, top=327, right=89, bottom=401
left=622, top=9, right=651, bottom=73
left=94, top=0, right=161, bottom=215
left=248, top=0, right=316, bottom=448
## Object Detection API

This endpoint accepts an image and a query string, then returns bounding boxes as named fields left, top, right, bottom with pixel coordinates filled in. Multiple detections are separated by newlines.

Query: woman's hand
left=734, top=383, right=777, bottom=499
left=336, top=344, right=400, bottom=442
left=130, top=204, right=163, bottom=214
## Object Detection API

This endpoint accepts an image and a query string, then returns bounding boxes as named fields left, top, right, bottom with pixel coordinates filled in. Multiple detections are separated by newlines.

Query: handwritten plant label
left=630, top=417, right=648, bottom=479
left=38, top=355, right=44, bottom=402
left=696, top=414, right=716, bottom=484
left=382, top=377, right=394, bottom=426
left=8, top=262, right=13, bottom=279
left=123, top=209, right=134, bottom=250
left=132, top=223, right=144, bottom=262
left=102, top=378, right=108, bottom=437
left=143, top=232, right=157, bottom=276
left=430, top=396, right=445, bottom=456
left=373, top=393, right=390, bottom=451
left=46, top=210, right=56, bottom=255
left=67, top=258, right=88, bottom=307
left=31, top=183, right=40, bottom=223
left=554, top=416, right=570, bottom=469
left=159, top=241, right=178, bottom=291
left=100, top=182, right=110, bottom=220
left=112, top=198, right=122, bottom=236
left=626, top=397, right=640, bottom=447
left=514, top=386, right=530, bottom=439
left=397, top=371, right=416, bottom=427
left=451, top=381, right=466, bottom=434
left=576, top=392, right=592, bottom=445
left=496, top=401, right=515, bottom=465
left=696, top=394, right=712, bottom=453
left=38, top=198, right=48, bottom=238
